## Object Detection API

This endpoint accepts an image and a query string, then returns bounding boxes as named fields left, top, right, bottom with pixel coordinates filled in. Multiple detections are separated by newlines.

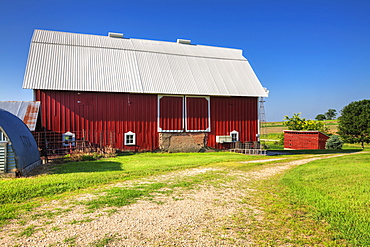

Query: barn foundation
left=159, top=133, right=207, bottom=152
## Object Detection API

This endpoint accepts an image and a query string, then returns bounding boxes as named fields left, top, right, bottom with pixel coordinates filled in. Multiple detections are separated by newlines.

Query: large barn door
left=158, top=95, right=184, bottom=132
left=185, top=96, right=210, bottom=132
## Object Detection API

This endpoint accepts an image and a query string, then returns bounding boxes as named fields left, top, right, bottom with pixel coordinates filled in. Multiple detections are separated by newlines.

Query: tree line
left=315, top=109, right=337, bottom=121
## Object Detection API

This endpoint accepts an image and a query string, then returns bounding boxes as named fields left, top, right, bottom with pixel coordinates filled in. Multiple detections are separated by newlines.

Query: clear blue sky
left=1, top=0, right=369, bottom=121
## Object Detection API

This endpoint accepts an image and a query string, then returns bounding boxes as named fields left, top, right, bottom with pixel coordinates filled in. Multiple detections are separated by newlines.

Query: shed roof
left=23, top=30, right=268, bottom=97
left=0, top=109, right=40, bottom=170
left=0, top=101, right=40, bottom=131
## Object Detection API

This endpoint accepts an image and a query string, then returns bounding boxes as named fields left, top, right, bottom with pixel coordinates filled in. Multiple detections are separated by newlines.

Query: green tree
left=325, top=135, right=343, bottom=149
left=315, top=114, right=326, bottom=121
left=324, top=109, right=337, bottom=120
left=338, top=99, right=370, bottom=149
left=284, top=113, right=329, bottom=133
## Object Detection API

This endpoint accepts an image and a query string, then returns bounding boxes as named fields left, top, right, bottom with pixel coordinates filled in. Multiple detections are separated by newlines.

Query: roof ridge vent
left=108, top=32, right=124, bottom=38
left=177, top=39, right=191, bottom=44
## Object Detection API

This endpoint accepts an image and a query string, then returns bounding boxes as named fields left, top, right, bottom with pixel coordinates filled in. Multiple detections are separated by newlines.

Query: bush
left=284, top=113, right=329, bottom=133
left=63, top=146, right=116, bottom=162
left=326, top=135, right=343, bottom=149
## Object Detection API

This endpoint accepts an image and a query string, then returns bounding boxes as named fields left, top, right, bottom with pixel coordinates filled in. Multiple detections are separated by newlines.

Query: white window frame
left=185, top=96, right=211, bottom=132
left=124, top=131, right=136, bottom=145
left=230, top=130, right=239, bottom=142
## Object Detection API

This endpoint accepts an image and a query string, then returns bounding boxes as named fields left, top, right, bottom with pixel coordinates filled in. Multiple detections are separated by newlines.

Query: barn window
left=185, top=96, right=210, bottom=132
left=124, top=131, right=136, bottom=145
left=230, top=130, right=239, bottom=142
left=158, top=95, right=210, bottom=132
left=158, top=95, right=184, bottom=132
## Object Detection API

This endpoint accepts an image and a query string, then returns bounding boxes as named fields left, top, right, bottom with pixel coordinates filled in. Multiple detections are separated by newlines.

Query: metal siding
left=0, top=142, right=6, bottom=173
left=0, top=101, right=40, bottom=131
left=209, top=96, right=258, bottom=149
left=0, top=110, right=41, bottom=170
left=186, top=97, right=209, bottom=131
left=23, top=30, right=268, bottom=97
left=36, top=90, right=158, bottom=151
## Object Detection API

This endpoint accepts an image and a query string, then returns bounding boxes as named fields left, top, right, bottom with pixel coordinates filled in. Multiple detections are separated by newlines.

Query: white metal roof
left=23, top=30, right=268, bottom=97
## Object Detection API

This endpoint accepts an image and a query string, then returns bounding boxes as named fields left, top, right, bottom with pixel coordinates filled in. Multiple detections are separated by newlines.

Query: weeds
left=63, top=236, right=77, bottom=246
left=64, top=145, right=117, bottom=162
left=18, top=225, right=38, bottom=237
left=89, top=233, right=119, bottom=247
left=68, top=217, right=93, bottom=224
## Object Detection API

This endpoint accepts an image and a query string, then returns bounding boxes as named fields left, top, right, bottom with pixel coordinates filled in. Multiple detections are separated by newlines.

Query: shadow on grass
left=267, top=149, right=363, bottom=155
left=51, top=161, right=124, bottom=174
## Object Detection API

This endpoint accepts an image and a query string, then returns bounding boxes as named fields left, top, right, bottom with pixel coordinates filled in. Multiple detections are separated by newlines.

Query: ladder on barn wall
left=259, top=97, right=267, bottom=144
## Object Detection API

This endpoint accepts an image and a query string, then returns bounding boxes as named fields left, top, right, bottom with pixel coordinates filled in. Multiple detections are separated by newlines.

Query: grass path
left=0, top=153, right=359, bottom=246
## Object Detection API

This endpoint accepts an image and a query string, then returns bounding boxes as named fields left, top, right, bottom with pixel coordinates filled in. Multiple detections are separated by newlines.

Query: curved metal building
left=0, top=109, right=41, bottom=174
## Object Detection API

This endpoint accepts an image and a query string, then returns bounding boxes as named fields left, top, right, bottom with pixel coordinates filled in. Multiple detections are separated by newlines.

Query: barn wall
left=36, top=90, right=259, bottom=151
left=209, top=96, right=259, bottom=149
left=36, top=90, right=158, bottom=151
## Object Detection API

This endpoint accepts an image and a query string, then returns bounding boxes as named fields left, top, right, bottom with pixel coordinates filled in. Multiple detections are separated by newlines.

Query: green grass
left=281, top=152, right=370, bottom=245
left=18, top=225, right=38, bottom=237
left=0, top=152, right=260, bottom=226
left=262, top=121, right=285, bottom=127
left=260, top=133, right=283, bottom=140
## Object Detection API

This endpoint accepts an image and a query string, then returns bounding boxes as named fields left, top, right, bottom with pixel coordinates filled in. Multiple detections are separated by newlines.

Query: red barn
left=284, top=130, right=330, bottom=150
left=23, top=30, right=269, bottom=152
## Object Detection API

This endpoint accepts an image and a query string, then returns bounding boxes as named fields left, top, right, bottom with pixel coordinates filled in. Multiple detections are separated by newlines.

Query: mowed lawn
left=250, top=152, right=370, bottom=246
left=282, top=152, right=370, bottom=245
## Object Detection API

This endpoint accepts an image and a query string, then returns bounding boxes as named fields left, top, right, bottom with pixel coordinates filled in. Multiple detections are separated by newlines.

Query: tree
left=324, top=109, right=337, bottom=120
left=315, top=114, right=326, bottom=121
left=283, top=113, right=329, bottom=133
left=325, top=135, right=343, bottom=149
left=337, top=99, right=370, bottom=149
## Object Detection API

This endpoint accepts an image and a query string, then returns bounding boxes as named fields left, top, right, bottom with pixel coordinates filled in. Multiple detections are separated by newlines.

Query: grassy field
left=282, top=153, right=370, bottom=245
left=1, top=149, right=370, bottom=245
left=239, top=152, right=370, bottom=246
left=262, top=120, right=339, bottom=135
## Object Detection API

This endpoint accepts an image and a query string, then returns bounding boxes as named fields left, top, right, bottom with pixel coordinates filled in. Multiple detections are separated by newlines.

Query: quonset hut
left=23, top=29, right=269, bottom=152
left=0, top=109, right=41, bottom=175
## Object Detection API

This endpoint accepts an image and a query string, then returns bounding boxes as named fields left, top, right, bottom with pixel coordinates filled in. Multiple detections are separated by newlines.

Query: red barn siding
left=209, top=97, right=259, bottom=149
left=36, top=90, right=259, bottom=151
left=36, top=90, right=158, bottom=151
left=186, top=97, right=209, bottom=131
left=284, top=131, right=329, bottom=150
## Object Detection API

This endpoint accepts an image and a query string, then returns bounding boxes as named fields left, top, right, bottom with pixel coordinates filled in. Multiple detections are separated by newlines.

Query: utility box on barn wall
left=284, top=130, right=330, bottom=150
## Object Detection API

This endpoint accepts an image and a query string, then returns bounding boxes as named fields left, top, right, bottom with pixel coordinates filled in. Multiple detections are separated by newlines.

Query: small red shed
left=284, top=130, right=330, bottom=150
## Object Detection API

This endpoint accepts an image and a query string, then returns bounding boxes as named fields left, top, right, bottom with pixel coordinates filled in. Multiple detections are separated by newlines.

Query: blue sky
left=1, top=0, right=369, bottom=121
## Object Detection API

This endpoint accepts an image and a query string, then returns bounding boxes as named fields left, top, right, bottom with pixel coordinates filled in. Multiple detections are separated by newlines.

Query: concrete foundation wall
left=159, top=133, right=207, bottom=152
